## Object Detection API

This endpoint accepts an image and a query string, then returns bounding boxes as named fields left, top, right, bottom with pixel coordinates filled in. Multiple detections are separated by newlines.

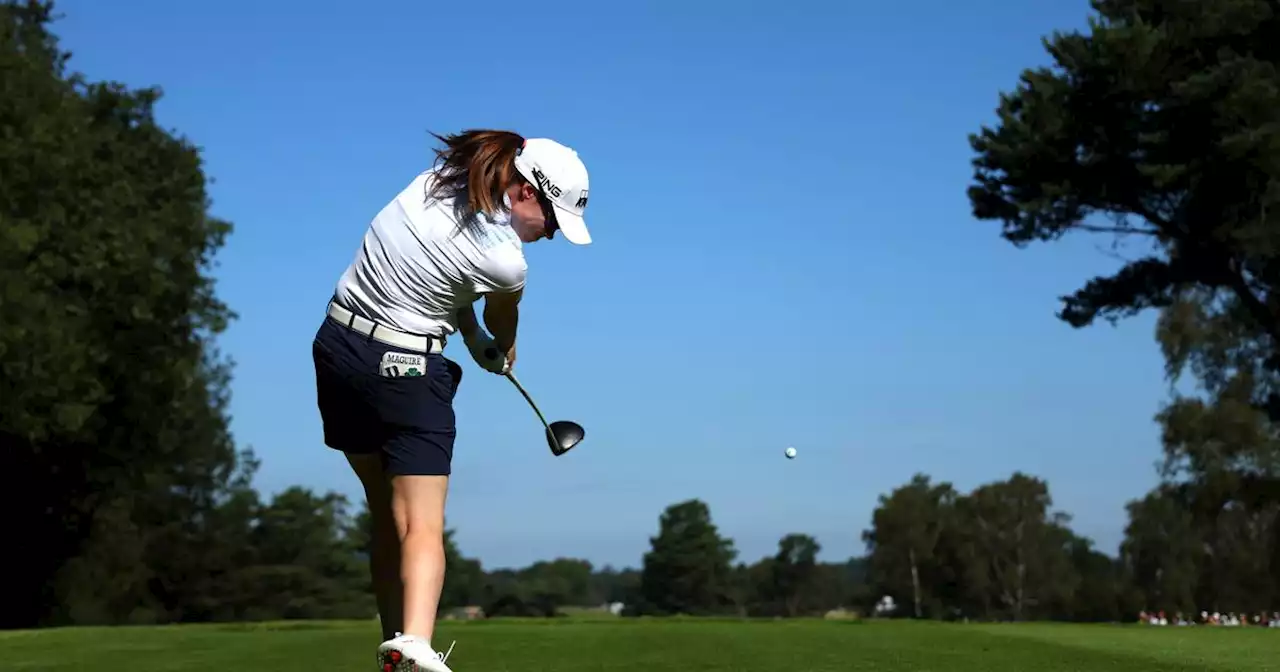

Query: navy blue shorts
left=311, top=314, right=462, bottom=477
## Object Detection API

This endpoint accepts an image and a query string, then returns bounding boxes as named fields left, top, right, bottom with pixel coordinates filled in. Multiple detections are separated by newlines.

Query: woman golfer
left=311, top=129, right=592, bottom=672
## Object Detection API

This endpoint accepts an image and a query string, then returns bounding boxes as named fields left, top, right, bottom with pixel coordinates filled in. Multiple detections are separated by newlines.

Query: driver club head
left=547, top=420, right=585, bottom=456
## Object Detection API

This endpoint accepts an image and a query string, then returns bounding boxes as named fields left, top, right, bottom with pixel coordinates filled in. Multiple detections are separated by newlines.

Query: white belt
left=327, top=301, right=445, bottom=354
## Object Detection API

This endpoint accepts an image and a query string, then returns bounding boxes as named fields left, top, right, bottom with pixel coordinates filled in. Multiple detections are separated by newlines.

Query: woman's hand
left=502, top=342, right=516, bottom=372
left=464, top=331, right=510, bottom=374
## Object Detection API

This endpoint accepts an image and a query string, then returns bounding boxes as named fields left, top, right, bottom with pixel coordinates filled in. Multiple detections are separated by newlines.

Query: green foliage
left=1125, top=287, right=1280, bottom=615
left=1065, top=536, right=1133, bottom=622
left=863, top=474, right=959, bottom=618
left=766, top=533, right=823, bottom=617
left=957, top=474, right=1081, bottom=620
left=862, top=472, right=1138, bottom=622
left=967, top=0, right=1280, bottom=352
left=0, top=0, right=236, bottom=628
left=635, top=499, right=738, bottom=616
left=1156, top=290, right=1280, bottom=485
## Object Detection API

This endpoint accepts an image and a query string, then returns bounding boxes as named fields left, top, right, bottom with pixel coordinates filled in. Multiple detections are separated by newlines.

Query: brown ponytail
left=424, top=129, right=527, bottom=220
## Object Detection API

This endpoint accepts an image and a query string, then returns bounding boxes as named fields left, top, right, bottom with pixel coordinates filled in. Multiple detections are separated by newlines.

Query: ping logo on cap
left=531, top=168, right=562, bottom=198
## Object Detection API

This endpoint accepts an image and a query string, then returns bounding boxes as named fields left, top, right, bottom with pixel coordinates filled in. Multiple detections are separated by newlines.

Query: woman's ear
left=515, top=182, right=537, bottom=202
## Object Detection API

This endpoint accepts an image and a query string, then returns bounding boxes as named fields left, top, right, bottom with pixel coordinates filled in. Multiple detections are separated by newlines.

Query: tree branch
left=1075, top=223, right=1161, bottom=236
left=1225, top=261, right=1280, bottom=346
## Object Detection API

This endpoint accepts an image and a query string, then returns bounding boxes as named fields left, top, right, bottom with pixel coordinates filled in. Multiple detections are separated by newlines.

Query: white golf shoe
left=377, top=633, right=456, bottom=672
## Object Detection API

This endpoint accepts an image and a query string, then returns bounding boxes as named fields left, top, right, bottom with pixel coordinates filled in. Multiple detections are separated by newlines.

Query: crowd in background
left=1139, top=610, right=1280, bottom=627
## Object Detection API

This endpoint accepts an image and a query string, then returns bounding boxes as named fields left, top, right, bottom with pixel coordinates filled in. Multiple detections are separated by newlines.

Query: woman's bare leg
left=391, top=473, right=449, bottom=644
left=346, top=453, right=403, bottom=640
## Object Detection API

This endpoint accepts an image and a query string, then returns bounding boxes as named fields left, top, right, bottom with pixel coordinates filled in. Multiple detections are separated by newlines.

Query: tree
left=228, top=488, right=371, bottom=620
left=952, top=474, right=1079, bottom=621
left=806, top=559, right=865, bottom=614
left=1147, top=289, right=1279, bottom=613
left=141, top=448, right=263, bottom=623
left=966, top=0, right=1280, bottom=618
left=0, top=0, right=237, bottom=628
left=1157, top=290, right=1280, bottom=496
left=514, top=558, right=595, bottom=608
left=1120, top=486, right=1202, bottom=615
left=587, top=565, right=640, bottom=606
left=770, top=534, right=823, bottom=617
left=1062, top=534, right=1130, bottom=622
left=862, top=474, right=958, bottom=618
left=725, top=561, right=765, bottom=616
left=966, top=0, right=1280, bottom=401
left=635, top=499, right=737, bottom=616
left=726, top=548, right=851, bottom=618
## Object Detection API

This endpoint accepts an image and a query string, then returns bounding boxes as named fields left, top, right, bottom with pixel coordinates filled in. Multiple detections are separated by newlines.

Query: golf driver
left=487, top=348, right=585, bottom=455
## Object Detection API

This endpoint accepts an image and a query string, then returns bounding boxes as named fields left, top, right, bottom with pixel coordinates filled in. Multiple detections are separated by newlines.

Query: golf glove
left=463, top=330, right=509, bottom=374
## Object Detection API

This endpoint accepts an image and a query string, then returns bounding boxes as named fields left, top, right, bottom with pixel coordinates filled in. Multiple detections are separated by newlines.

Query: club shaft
left=505, top=372, right=552, bottom=432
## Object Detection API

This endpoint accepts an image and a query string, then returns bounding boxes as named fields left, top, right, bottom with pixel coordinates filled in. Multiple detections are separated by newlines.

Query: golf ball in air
left=785, top=446, right=797, bottom=459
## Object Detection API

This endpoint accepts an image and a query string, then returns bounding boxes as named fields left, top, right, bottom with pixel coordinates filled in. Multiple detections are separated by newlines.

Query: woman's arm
left=456, top=303, right=481, bottom=338
left=482, top=288, right=522, bottom=353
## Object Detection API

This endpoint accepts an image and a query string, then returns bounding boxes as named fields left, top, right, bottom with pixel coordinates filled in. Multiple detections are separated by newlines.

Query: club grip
left=485, top=347, right=497, bottom=359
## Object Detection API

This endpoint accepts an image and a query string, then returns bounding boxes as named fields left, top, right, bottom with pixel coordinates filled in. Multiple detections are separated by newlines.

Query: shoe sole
left=379, top=645, right=448, bottom=672
left=378, top=645, right=415, bottom=672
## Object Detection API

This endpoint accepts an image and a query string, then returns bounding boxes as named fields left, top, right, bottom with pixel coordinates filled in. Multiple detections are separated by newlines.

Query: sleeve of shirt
left=470, top=243, right=528, bottom=295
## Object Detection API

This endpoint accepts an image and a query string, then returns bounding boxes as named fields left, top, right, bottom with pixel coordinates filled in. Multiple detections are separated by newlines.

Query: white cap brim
left=554, top=206, right=591, bottom=245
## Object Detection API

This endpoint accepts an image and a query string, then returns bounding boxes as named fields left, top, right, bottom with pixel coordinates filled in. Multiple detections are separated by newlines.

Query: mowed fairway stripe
left=0, top=620, right=1276, bottom=672
left=960, top=622, right=1280, bottom=672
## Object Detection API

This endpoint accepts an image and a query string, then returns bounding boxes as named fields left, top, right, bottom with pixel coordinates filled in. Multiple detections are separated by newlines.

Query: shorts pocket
left=374, top=358, right=456, bottom=434
left=374, top=350, right=455, bottom=399
left=377, top=350, right=431, bottom=379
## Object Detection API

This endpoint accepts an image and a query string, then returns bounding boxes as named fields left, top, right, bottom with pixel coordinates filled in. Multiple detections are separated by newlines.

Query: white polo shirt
left=332, top=169, right=528, bottom=337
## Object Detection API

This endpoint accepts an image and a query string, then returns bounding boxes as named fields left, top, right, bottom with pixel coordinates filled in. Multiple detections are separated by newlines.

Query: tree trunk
left=910, top=547, right=922, bottom=619
left=1014, top=523, right=1026, bottom=621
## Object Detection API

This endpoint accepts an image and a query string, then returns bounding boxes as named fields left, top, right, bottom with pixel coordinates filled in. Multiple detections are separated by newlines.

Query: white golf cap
left=513, top=137, right=592, bottom=245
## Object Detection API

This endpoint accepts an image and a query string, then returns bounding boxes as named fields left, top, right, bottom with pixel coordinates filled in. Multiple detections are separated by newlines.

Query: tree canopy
left=1, top=0, right=237, bottom=628
left=969, top=0, right=1280, bottom=356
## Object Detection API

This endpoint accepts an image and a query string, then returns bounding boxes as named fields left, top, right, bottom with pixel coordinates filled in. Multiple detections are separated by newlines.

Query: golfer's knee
left=390, top=474, right=448, bottom=540
left=400, top=519, right=444, bottom=549
left=393, top=504, right=442, bottom=553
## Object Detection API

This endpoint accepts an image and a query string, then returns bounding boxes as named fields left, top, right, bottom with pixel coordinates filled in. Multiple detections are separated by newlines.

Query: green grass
left=1, top=618, right=1278, bottom=671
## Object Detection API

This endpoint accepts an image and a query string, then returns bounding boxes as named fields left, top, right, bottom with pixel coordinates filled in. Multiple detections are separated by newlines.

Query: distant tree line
left=4, top=0, right=1279, bottom=629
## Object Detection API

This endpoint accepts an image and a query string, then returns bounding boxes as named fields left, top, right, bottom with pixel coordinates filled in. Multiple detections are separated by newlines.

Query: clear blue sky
left=52, top=0, right=1172, bottom=570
